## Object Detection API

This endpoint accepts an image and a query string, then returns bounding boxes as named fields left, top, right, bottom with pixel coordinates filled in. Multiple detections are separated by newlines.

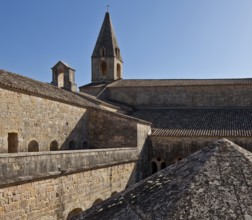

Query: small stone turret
left=51, top=61, right=77, bottom=92
left=91, top=12, right=123, bottom=83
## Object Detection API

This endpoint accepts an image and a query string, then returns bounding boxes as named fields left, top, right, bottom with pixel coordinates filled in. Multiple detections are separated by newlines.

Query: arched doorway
left=28, top=140, right=39, bottom=152
left=50, top=140, right=59, bottom=151
left=67, top=208, right=83, bottom=220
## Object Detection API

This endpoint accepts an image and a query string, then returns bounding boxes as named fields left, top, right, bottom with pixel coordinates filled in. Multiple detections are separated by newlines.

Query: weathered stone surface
left=0, top=79, right=150, bottom=153
left=0, top=148, right=138, bottom=187
left=0, top=161, right=136, bottom=220
left=99, top=81, right=252, bottom=108
left=88, top=108, right=150, bottom=150
left=150, top=136, right=252, bottom=167
left=74, top=139, right=252, bottom=220
left=0, top=69, right=95, bottom=108
left=91, top=12, right=123, bottom=83
left=0, top=86, right=88, bottom=152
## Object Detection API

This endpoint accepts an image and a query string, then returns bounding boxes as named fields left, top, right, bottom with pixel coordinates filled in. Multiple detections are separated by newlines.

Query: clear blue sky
left=1, top=0, right=252, bottom=86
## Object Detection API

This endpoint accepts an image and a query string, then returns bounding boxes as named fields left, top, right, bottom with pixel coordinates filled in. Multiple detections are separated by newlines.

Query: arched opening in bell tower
left=117, top=63, right=121, bottom=78
left=115, top=48, right=120, bottom=58
left=100, top=47, right=106, bottom=57
left=100, top=61, right=107, bottom=75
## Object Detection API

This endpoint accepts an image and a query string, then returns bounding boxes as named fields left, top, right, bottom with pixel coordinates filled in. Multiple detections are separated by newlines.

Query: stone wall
left=0, top=149, right=138, bottom=219
left=0, top=88, right=88, bottom=153
left=88, top=108, right=151, bottom=149
left=92, top=57, right=122, bottom=82
left=150, top=136, right=252, bottom=169
left=104, top=84, right=252, bottom=107
left=0, top=148, right=138, bottom=186
left=92, top=58, right=114, bottom=82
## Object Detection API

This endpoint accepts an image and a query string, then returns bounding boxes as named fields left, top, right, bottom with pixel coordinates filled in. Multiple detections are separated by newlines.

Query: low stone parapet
left=0, top=148, right=138, bottom=187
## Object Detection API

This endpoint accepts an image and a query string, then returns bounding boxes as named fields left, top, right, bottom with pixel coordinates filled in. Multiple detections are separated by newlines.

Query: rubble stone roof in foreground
left=131, top=108, right=252, bottom=137
left=73, top=139, right=252, bottom=220
left=0, top=69, right=97, bottom=108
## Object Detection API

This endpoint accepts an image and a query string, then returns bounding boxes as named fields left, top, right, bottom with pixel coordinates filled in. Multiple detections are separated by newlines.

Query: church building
left=0, top=11, right=252, bottom=219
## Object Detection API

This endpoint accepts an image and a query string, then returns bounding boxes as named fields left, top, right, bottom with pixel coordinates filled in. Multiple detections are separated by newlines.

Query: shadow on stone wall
left=125, top=137, right=152, bottom=186
left=59, top=112, right=89, bottom=150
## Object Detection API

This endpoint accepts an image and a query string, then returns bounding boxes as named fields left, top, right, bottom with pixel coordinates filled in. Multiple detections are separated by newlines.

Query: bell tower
left=51, top=61, right=77, bottom=92
left=91, top=12, right=123, bottom=83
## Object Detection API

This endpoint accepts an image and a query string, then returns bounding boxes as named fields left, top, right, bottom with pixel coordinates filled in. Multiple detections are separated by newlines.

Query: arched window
left=100, top=47, right=106, bottom=57
left=100, top=61, right=107, bottom=75
left=69, top=141, right=76, bottom=150
left=172, top=157, right=183, bottom=164
left=67, top=208, right=83, bottom=220
left=111, top=191, right=118, bottom=197
left=151, top=157, right=166, bottom=173
left=115, top=48, right=120, bottom=58
left=28, top=140, right=39, bottom=152
left=151, top=161, right=158, bottom=174
left=161, top=162, right=166, bottom=170
left=92, top=198, right=103, bottom=206
left=117, top=63, right=121, bottom=78
left=82, top=141, right=89, bottom=149
left=50, top=140, right=59, bottom=151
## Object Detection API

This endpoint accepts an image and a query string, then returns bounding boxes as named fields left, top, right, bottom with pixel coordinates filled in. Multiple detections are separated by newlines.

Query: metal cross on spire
left=106, top=5, right=110, bottom=12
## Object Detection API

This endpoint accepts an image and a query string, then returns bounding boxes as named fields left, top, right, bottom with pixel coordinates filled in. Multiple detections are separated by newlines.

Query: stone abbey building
left=1, top=12, right=252, bottom=219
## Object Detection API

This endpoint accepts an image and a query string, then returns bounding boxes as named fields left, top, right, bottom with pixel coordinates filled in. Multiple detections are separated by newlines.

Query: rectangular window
left=8, top=133, right=18, bottom=153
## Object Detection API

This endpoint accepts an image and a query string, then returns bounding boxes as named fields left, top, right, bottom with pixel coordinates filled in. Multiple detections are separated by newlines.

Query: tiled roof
left=73, top=139, right=252, bottom=220
left=108, top=79, right=252, bottom=87
left=51, top=60, right=75, bottom=70
left=131, top=108, right=252, bottom=136
left=79, top=82, right=108, bottom=88
left=0, top=69, right=96, bottom=108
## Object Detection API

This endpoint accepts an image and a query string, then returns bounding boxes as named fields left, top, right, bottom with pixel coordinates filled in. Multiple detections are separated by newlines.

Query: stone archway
left=117, top=63, right=121, bottom=78
left=100, top=61, right=107, bottom=76
left=50, top=140, right=59, bottom=151
left=28, top=140, right=39, bottom=152
left=67, top=208, right=83, bottom=220
left=151, top=157, right=166, bottom=174
left=111, top=191, right=118, bottom=197
left=151, top=161, right=158, bottom=174
left=92, top=198, right=103, bottom=206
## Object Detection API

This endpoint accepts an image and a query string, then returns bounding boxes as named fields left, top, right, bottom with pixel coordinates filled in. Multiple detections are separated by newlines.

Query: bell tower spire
left=91, top=12, right=123, bottom=83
